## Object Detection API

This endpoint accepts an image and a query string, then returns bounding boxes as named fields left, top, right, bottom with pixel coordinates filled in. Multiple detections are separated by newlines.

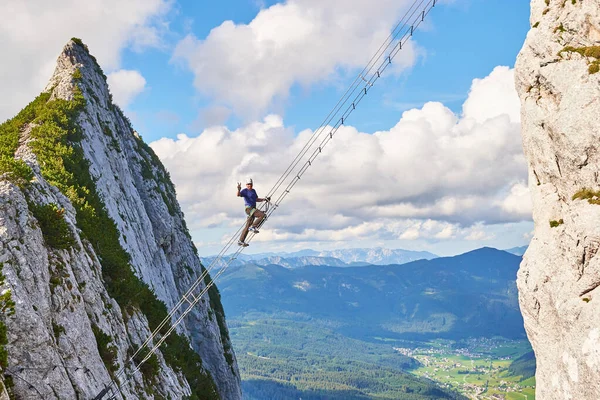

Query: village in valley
left=393, top=338, right=536, bottom=400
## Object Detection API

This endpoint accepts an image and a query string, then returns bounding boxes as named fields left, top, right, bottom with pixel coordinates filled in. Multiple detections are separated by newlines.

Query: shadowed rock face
left=0, top=40, right=241, bottom=399
left=515, top=1, right=600, bottom=399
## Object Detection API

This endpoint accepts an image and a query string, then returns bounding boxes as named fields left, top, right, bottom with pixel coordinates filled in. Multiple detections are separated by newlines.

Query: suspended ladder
left=94, top=0, right=438, bottom=398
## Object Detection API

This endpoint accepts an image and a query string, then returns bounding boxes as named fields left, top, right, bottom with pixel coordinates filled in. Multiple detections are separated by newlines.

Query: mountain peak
left=452, top=247, right=520, bottom=262
left=44, top=38, right=110, bottom=106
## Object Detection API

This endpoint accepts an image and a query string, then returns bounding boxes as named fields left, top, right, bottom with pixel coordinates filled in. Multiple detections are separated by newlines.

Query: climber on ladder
left=237, top=178, right=270, bottom=247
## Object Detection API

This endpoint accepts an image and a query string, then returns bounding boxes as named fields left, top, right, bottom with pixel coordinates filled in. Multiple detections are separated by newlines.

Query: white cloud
left=107, top=69, right=147, bottom=108
left=0, top=0, right=171, bottom=121
left=462, top=66, right=521, bottom=124
left=396, top=220, right=458, bottom=241
left=171, top=0, right=419, bottom=119
left=400, top=227, right=421, bottom=240
left=465, top=228, right=494, bottom=241
left=435, top=225, right=456, bottom=239
left=151, top=66, right=530, bottom=248
left=499, top=182, right=532, bottom=218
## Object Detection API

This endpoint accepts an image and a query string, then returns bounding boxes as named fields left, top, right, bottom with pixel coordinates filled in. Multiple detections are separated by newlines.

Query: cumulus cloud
left=151, top=66, right=531, bottom=247
left=107, top=69, right=147, bottom=108
left=462, top=65, right=521, bottom=124
left=171, top=0, right=419, bottom=119
left=498, top=182, right=532, bottom=218
left=0, top=0, right=170, bottom=121
left=465, top=228, right=494, bottom=241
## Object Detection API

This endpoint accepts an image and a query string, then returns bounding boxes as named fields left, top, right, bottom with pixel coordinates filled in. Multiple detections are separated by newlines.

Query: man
left=237, top=178, right=269, bottom=247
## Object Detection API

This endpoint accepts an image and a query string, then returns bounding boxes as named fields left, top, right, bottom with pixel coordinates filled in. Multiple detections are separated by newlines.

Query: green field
left=405, top=338, right=536, bottom=399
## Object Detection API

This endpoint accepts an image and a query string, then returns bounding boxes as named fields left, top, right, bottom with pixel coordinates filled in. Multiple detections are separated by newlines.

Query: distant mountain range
left=201, top=247, right=438, bottom=269
left=217, top=247, right=526, bottom=341
left=316, top=247, right=438, bottom=265
left=504, top=245, right=528, bottom=256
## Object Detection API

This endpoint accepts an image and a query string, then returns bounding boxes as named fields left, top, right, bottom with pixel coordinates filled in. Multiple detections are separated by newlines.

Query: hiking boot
left=237, top=240, right=249, bottom=247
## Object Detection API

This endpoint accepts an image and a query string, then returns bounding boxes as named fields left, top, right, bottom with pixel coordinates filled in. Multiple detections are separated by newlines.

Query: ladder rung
left=183, top=293, right=198, bottom=305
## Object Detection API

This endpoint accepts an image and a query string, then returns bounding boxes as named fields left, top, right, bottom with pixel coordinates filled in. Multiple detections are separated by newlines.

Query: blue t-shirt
left=240, top=188, right=258, bottom=208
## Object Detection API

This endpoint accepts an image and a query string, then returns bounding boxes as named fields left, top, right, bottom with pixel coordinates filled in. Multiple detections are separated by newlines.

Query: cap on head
left=246, top=178, right=253, bottom=185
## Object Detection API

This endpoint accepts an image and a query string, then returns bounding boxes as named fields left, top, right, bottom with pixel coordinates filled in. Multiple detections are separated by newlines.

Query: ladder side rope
left=96, top=0, right=437, bottom=396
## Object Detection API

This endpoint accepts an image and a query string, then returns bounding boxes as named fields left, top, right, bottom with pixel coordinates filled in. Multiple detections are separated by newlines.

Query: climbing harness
left=93, top=0, right=437, bottom=397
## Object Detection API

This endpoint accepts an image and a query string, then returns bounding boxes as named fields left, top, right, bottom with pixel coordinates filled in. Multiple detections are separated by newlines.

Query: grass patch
left=559, top=46, right=600, bottom=75
left=572, top=188, right=600, bottom=204
left=72, top=68, right=82, bottom=81
left=554, top=23, right=565, bottom=33
left=159, top=190, right=176, bottom=216
left=560, top=46, right=600, bottom=59
left=549, top=219, right=563, bottom=228
left=52, top=322, right=66, bottom=338
left=533, top=21, right=540, bottom=28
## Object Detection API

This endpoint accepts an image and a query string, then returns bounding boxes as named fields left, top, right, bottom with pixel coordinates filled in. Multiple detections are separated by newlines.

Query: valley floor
left=229, top=317, right=534, bottom=400
left=397, top=338, right=536, bottom=400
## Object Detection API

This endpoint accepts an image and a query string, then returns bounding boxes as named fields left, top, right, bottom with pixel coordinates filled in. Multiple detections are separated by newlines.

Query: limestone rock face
left=515, top=1, right=600, bottom=398
left=0, top=40, right=241, bottom=399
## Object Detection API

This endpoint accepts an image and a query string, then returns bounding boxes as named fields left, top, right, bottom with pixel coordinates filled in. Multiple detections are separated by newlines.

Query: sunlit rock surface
left=515, top=1, right=600, bottom=398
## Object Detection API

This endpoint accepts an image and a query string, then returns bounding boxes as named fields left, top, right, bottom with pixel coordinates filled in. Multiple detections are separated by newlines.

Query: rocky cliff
left=515, top=1, right=600, bottom=398
left=0, top=39, right=241, bottom=399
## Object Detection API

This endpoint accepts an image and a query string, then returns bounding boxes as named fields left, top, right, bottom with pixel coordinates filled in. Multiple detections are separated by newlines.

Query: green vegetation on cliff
left=559, top=46, right=600, bottom=74
left=572, top=188, right=600, bottom=204
left=29, top=203, right=75, bottom=249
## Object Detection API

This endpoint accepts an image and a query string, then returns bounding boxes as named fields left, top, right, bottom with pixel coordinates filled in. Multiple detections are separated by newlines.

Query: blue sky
left=125, top=0, right=531, bottom=143
left=1, top=0, right=533, bottom=256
